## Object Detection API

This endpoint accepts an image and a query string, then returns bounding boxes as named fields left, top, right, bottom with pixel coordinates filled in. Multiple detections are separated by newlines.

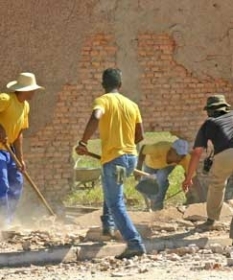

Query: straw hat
left=6, top=72, right=44, bottom=92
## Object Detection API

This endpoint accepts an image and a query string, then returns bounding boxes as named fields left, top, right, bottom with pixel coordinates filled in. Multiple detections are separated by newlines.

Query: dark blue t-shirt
left=194, top=111, right=233, bottom=155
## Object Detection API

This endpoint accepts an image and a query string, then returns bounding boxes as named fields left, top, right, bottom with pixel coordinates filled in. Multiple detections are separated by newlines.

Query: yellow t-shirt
left=93, top=93, right=142, bottom=164
left=0, top=93, right=29, bottom=150
left=143, top=141, right=191, bottom=174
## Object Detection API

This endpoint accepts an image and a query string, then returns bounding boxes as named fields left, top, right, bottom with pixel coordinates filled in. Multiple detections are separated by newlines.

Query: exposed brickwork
left=137, top=33, right=233, bottom=196
left=137, top=33, right=233, bottom=139
left=24, top=32, right=233, bottom=206
left=24, top=33, right=117, bottom=204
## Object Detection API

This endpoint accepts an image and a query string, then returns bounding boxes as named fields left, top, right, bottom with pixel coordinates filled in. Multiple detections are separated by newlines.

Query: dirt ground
left=1, top=202, right=232, bottom=252
left=0, top=252, right=233, bottom=280
left=1, top=203, right=233, bottom=279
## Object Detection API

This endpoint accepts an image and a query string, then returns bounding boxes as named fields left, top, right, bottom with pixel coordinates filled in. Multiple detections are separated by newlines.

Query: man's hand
left=19, top=159, right=26, bottom=173
left=0, top=126, right=7, bottom=143
left=75, top=144, right=88, bottom=156
left=182, top=178, right=193, bottom=193
left=134, top=171, right=141, bottom=181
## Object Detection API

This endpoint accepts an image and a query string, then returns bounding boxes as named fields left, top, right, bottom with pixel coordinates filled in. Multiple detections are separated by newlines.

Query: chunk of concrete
left=84, top=226, right=123, bottom=242
left=183, top=202, right=232, bottom=221
left=151, top=223, right=178, bottom=232
left=84, top=224, right=153, bottom=241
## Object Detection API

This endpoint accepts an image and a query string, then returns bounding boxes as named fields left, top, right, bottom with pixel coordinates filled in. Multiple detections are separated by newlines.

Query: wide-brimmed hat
left=172, top=139, right=189, bottom=156
left=6, top=72, right=44, bottom=92
left=203, top=95, right=230, bottom=110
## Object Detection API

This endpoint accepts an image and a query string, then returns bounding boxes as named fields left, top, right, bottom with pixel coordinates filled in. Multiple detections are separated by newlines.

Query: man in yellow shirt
left=135, top=139, right=204, bottom=211
left=76, top=68, right=146, bottom=259
left=0, top=72, right=44, bottom=228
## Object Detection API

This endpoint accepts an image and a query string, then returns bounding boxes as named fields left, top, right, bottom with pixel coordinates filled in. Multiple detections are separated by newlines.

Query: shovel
left=3, top=142, right=56, bottom=217
left=85, top=151, right=159, bottom=194
left=85, top=151, right=183, bottom=203
left=86, top=151, right=155, bottom=178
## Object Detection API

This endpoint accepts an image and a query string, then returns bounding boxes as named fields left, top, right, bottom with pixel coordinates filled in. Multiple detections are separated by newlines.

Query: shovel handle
left=134, top=169, right=150, bottom=177
left=165, top=189, right=183, bottom=201
left=86, top=151, right=101, bottom=160
left=86, top=151, right=156, bottom=179
left=3, top=143, right=56, bottom=216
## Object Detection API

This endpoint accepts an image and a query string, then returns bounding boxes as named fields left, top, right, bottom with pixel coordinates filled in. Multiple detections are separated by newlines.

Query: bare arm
left=135, top=123, right=144, bottom=144
left=0, top=124, right=7, bottom=143
left=76, top=108, right=103, bottom=155
left=12, top=130, right=26, bottom=170
left=134, top=144, right=146, bottom=181
left=13, top=131, right=23, bottom=161
left=182, top=147, right=204, bottom=191
left=80, top=109, right=102, bottom=143
left=136, top=144, right=146, bottom=170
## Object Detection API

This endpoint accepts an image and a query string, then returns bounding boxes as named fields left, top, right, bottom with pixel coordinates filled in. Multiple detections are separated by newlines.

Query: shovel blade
left=135, top=179, right=159, bottom=196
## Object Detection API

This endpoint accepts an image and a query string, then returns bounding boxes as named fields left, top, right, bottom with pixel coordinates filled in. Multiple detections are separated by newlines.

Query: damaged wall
left=1, top=0, right=233, bottom=205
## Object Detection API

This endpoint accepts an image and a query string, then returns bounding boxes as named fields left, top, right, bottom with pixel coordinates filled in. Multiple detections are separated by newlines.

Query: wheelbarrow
left=73, top=166, right=101, bottom=190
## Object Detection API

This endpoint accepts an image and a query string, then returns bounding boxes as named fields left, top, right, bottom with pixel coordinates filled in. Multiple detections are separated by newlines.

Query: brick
left=23, top=31, right=233, bottom=205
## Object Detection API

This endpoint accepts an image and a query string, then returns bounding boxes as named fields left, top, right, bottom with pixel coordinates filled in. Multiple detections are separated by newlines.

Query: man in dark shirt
left=182, top=95, right=233, bottom=240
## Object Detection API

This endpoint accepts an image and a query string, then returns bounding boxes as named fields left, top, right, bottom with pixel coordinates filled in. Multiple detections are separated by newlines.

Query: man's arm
left=13, top=130, right=26, bottom=171
left=182, top=147, right=204, bottom=191
left=135, top=123, right=144, bottom=144
left=0, top=124, right=7, bottom=143
left=136, top=144, right=146, bottom=170
left=76, top=108, right=103, bottom=155
left=80, top=109, right=102, bottom=143
left=134, top=144, right=146, bottom=181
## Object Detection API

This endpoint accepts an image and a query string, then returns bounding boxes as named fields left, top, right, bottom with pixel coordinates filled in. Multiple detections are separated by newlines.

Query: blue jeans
left=0, top=150, right=23, bottom=226
left=101, top=154, right=144, bottom=250
left=143, top=165, right=175, bottom=209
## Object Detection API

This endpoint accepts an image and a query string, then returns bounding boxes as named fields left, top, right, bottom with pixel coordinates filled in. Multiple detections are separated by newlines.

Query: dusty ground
left=0, top=250, right=233, bottom=280
left=0, top=203, right=233, bottom=279
left=2, top=203, right=231, bottom=252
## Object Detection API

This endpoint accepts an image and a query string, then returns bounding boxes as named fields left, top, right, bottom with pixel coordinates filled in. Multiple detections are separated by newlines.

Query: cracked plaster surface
left=1, top=0, right=233, bottom=133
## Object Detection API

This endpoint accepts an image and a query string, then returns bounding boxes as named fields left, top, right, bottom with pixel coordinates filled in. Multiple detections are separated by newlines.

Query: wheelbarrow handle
left=3, top=142, right=56, bottom=216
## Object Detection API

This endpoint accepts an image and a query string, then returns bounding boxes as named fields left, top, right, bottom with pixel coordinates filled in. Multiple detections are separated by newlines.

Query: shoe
left=102, top=228, right=115, bottom=238
left=144, top=207, right=152, bottom=212
left=151, top=204, right=163, bottom=211
left=196, top=218, right=215, bottom=232
left=151, top=200, right=164, bottom=211
left=115, top=247, right=146, bottom=260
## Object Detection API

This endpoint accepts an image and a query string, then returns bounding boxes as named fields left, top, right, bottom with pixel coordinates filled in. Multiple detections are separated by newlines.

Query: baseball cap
left=172, top=139, right=189, bottom=156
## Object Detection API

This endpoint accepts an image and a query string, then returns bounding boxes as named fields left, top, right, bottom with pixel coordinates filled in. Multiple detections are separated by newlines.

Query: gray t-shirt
left=194, top=111, right=233, bottom=155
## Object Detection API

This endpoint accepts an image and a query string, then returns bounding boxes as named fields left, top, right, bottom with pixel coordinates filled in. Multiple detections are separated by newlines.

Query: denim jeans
left=101, top=154, right=144, bottom=250
left=143, top=165, right=175, bottom=209
left=0, top=150, right=23, bottom=226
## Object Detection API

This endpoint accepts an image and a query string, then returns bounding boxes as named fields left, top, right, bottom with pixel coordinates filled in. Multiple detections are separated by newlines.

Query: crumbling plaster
left=1, top=0, right=233, bottom=132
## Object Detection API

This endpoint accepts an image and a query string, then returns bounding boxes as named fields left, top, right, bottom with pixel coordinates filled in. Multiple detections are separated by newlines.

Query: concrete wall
left=1, top=0, right=233, bottom=205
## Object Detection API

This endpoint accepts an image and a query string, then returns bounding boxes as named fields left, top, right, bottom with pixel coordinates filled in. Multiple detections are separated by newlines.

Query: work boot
left=102, top=228, right=115, bottom=238
left=151, top=201, right=163, bottom=211
left=115, top=247, right=146, bottom=260
left=196, top=218, right=215, bottom=232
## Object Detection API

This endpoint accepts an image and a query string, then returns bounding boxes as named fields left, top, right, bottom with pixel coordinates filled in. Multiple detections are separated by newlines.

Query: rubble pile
left=0, top=202, right=232, bottom=279
left=0, top=223, right=86, bottom=252
left=0, top=246, right=233, bottom=280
